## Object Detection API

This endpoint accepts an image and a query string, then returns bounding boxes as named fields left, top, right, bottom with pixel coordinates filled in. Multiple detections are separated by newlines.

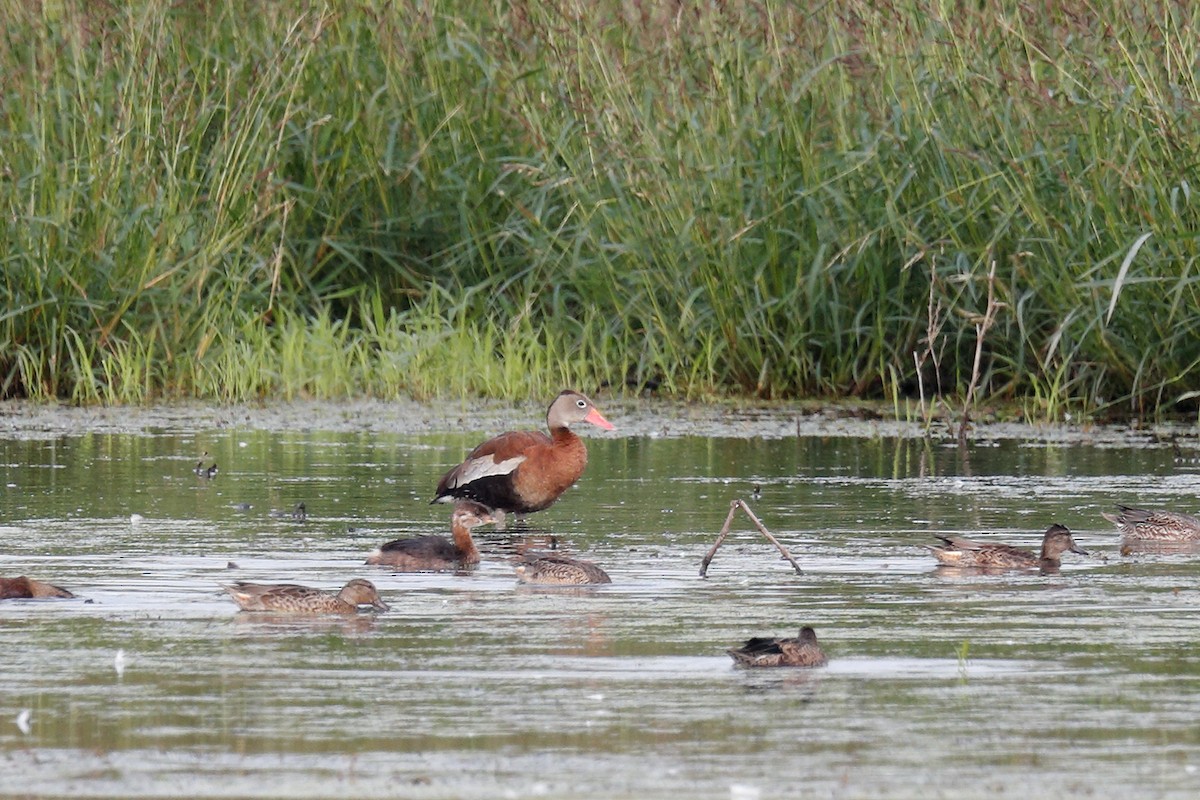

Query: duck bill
left=1070, top=545, right=1089, bottom=556
left=584, top=407, right=615, bottom=431
left=371, top=599, right=390, bottom=612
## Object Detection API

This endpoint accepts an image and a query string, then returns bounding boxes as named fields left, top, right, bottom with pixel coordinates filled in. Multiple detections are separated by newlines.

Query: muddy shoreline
left=0, top=398, right=1189, bottom=445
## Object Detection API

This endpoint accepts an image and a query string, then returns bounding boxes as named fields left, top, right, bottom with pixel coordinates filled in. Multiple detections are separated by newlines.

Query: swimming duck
left=727, top=626, right=827, bottom=668
left=515, top=553, right=612, bottom=585
left=1101, top=504, right=1200, bottom=541
left=269, top=502, right=307, bottom=521
left=224, top=579, right=388, bottom=614
left=366, top=501, right=495, bottom=571
left=0, top=576, right=75, bottom=600
left=431, top=390, right=613, bottom=525
left=193, top=452, right=218, bottom=478
left=924, top=524, right=1087, bottom=570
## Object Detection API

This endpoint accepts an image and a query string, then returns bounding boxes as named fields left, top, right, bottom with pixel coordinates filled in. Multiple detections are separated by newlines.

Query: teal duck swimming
left=924, top=524, right=1087, bottom=570
left=193, top=452, right=218, bottom=478
left=269, top=503, right=307, bottom=521
left=727, top=626, right=827, bottom=668
left=366, top=501, right=494, bottom=571
left=515, top=553, right=611, bottom=585
left=224, top=579, right=388, bottom=614
left=1101, top=505, right=1200, bottom=542
left=0, top=576, right=75, bottom=600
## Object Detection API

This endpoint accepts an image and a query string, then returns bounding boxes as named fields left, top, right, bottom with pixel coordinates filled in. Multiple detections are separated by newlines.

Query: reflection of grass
left=956, top=640, right=971, bottom=683
left=3, top=2, right=1199, bottom=416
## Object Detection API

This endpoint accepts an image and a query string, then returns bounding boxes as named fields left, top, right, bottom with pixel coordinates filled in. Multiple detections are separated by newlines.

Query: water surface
left=3, top=406, right=1200, bottom=798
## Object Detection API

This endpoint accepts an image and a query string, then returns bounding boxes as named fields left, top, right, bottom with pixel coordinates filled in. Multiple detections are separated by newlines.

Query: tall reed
left=1, top=0, right=1197, bottom=418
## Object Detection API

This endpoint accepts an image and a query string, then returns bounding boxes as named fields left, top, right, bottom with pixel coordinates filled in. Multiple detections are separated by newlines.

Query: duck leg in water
left=700, top=499, right=804, bottom=577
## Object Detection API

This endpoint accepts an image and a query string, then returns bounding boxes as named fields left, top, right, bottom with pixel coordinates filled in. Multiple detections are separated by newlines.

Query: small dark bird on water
left=269, top=503, right=307, bottom=521
left=194, top=452, right=218, bottom=478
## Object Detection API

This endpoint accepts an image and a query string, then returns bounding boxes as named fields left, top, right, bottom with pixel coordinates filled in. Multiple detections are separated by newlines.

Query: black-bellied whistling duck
left=514, top=553, right=611, bottom=585
left=432, top=390, right=614, bottom=524
left=923, top=524, right=1088, bottom=571
left=0, top=576, right=75, bottom=600
left=224, top=579, right=388, bottom=614
left=727, top=626, right=828, bottom=668
left=366, top=501, right=495, bottom=571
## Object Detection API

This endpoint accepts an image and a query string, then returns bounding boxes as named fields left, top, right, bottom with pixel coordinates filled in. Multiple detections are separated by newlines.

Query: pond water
left=2, top=402, right=1200, bottom=799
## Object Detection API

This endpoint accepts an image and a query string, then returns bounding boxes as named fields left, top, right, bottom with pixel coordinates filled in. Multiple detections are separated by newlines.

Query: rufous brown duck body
left=0, top=576, right=75, bottom=600
left=432, top=390, right=614, bottom=525
left=366, top=501, right=495, bottom=571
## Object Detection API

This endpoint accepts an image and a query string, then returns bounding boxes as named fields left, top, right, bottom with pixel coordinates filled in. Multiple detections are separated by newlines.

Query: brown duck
left=432, top=390, right=613, bottom=525
left=1101, top=505, right=1200, bottom=542
left=727, top=626, right=828, bottom=668
left=366, top=501, right=495, bottom=571
left=924, top=524, right=1087, bottom=570
left=0, top=576, right=75, bottom=600
left=515, top=553, right=612, bottom=585
left=224, top=579, right=388, bottom=614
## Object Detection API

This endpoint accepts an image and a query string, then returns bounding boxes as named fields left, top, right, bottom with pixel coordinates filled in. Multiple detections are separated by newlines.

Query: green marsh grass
left=1, top=0, right=1198, bottom=418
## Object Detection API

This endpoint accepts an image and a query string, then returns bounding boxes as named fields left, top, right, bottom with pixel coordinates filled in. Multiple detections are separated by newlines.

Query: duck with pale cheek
left=431, top=390, right=614, bottom=527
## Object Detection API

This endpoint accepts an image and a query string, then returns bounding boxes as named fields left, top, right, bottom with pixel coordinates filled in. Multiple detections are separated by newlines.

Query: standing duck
left=432, top=390, right=614, bottom=525
left=224, top=579, right=388, bottom=614
left=923, top=524, right=1088, bottom=571
left=514, top=553, right=612, bottom=585
left=0, top=576, right=75, bottom=600
left=366, top=501, right=495, bottom=571
left=1101, top=504, right=1200, bottom=541
left=727, top=626, right=828, bottom=668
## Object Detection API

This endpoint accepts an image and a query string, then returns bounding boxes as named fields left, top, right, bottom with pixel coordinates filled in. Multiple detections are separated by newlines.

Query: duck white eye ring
left=576, top=399, right=587, bottom=409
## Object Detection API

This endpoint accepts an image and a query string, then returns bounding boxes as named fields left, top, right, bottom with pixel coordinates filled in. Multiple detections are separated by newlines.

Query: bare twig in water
left=699, top=499, right=803, bottom=577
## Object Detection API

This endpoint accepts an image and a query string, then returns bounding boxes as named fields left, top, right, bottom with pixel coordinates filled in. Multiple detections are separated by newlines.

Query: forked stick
left=699, top=499, right=803, bottom=577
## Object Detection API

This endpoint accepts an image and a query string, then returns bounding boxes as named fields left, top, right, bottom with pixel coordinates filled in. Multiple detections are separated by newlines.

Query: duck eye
left=576, top=399, right=587, bottom=409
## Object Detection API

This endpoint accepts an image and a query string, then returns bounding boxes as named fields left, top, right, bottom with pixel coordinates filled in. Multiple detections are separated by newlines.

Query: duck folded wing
left=435, top=432, right=544, bottom=494
left=377, top=535, right=460, bottom=560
